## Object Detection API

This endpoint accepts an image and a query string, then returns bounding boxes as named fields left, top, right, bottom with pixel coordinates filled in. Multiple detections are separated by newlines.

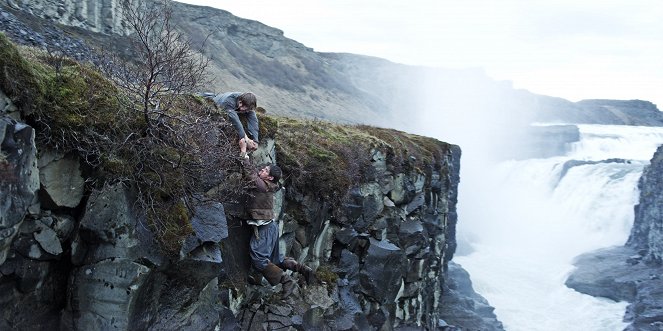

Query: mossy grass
left=314, top=264, right=339, bottom=284
left=314, top=264, right=340, bottom=292
left=0, top=33, right=46, bottom=114
left=150, top=199, right=194, bottom=254
left=0, top=33, right=221, bottom=255
left=0, top=32, right=129, bottom=153
left=258, top=114, right=451, bottom=204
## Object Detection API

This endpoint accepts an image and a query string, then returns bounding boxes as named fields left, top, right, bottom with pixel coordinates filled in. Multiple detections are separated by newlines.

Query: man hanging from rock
left=213, top=92, right=259, bottom=159
left=241, top=158, right=314, bottom=298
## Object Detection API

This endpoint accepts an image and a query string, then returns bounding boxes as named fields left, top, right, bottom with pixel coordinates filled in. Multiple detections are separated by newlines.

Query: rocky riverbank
left=566, top=145, right=663, bottom=331
left=566, top=246, right=663, bottom=331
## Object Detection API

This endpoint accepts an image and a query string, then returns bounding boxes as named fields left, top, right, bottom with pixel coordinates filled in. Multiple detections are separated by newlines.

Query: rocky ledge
left=439, top=262, right=504, bottom=331
left=566, top=246, right=663, bottom=331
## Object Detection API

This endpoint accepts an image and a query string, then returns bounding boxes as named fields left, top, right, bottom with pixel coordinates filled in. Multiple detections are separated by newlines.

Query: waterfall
left=454, top=124, right=663, bottom=331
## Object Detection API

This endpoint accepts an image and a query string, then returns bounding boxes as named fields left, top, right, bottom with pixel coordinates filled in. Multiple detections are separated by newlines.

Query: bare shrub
left=88, top=0, right=245, bottom=253
left=103, top=0, right=211, bottom=133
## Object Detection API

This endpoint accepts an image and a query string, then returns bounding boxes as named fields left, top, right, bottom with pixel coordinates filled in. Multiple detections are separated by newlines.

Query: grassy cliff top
left=258, top=113, right=452, bottom=201
left=1, top=31, right=453, bottom=196
left=1, top=31, right=453, bottom=249
left=0, top=32, right=125, bottom=150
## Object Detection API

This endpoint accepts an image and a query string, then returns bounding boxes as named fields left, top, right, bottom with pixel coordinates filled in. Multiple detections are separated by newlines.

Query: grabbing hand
left=246, top=138, right=258, bottom=151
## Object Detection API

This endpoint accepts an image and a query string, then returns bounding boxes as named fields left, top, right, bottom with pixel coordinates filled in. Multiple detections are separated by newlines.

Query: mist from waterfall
left=452, top=124, right=663, bottom=331
left=392, top=68, right=663, bottom=330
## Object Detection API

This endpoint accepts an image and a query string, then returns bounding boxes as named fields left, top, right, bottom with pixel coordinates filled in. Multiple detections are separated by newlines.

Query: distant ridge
left=1, top=0, right=661, bottom=133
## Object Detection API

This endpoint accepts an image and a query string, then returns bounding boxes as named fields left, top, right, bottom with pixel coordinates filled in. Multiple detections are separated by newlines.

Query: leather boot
left=247, top=268, right=264, bottom=285
left=279, top=273, right=295, bottom=299
left=262, top=263, right=295, bottom=299
left=282, top=257, right=315, bottom=285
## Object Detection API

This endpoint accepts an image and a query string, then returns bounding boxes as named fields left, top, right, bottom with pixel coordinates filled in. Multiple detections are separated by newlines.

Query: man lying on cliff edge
left=212, top=92, right=259, bottom=159
left=241, top=158, right=315, bottom=298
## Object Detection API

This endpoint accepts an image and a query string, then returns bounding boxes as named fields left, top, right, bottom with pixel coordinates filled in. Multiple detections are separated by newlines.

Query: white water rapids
left=454, top=124, right=663, bottom=331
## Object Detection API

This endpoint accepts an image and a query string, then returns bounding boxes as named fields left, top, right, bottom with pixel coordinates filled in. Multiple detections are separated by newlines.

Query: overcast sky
left=178, top=0, right=663, bottom=109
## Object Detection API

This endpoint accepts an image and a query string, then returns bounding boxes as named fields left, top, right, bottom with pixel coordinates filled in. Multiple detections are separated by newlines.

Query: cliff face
left=0, top=113, right=461, bottom=330
left=0, top=68, right=480, bottom=330
left=2, top=0, right=129, bottom=34
left=223, top=138, right=463, bottom=330
left=627, top=145, right=663, bottom=264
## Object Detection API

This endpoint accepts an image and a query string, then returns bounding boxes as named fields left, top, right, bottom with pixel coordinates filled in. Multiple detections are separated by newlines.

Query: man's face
left=258, top=166, right=271, bottom=180
left=238, top=100, right=249, bottom=112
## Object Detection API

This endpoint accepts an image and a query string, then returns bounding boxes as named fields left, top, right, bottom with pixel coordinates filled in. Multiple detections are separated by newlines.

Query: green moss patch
left=0, top=33, right=46, bottom=114
left=149, top=199, right=193, bottom=254
left=314, top=264, right=339, bottom=284
left=0, top=32, right=128, bottom=157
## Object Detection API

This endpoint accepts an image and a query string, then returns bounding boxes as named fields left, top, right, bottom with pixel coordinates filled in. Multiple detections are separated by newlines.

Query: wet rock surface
left=566, top=246, right=663, bottom=331
left=628, top=145, right=663, bottom=264
left=438, top=262, right=504, bottom=331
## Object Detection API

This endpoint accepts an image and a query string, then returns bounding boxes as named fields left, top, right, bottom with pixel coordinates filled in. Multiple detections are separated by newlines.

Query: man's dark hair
left=269, top=164, right=282, bottom=182
left=238, top=92, right=257, bottom=111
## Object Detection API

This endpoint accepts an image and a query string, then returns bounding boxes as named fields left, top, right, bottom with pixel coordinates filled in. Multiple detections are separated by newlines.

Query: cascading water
left=454, top=124, right=663, bottom=331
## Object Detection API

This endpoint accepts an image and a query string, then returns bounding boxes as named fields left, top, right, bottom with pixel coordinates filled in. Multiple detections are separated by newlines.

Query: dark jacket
left=213, top=92, right=260, bottom=142
left=243, top=161, right=279, bottom=220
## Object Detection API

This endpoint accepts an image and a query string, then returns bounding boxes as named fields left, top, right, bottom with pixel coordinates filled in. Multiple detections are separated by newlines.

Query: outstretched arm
left=213, top=92, right=247, bottom=139
left=226, top=109, right=247, bottom=139
left=246, top=110, right=260, bottom=143
left=241, top=158, right=269, bottom=192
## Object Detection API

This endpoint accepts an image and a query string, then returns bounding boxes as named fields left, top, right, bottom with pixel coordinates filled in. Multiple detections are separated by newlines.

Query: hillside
left=2, top=0, right=662, bottom=138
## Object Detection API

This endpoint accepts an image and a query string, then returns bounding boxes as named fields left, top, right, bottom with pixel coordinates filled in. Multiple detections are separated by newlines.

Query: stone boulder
left=13, top=218, right=62, bottom=260
left=389, top=173, right=418, bottom=205
left=439, top=262, right=505, bottom=330
left=0, top=89, right=17, bottom=114
left=0, top=116, right=38, bottom=265
left=359, top=238, right=406, bottom=304
left=181, top=200, right=228, bottom=256
left=342, top=182, right=384, bottom=230
left=565, top=246, right=641, bottom=302
left=73, top=183, right=158, bottom=266
left=62, top=258, right=153, bottom=330
left=399, top=219, right=427, bottom=259
left=38, top=150, right=84, bottom=209
left=147, top=277, right=232, bottom=331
